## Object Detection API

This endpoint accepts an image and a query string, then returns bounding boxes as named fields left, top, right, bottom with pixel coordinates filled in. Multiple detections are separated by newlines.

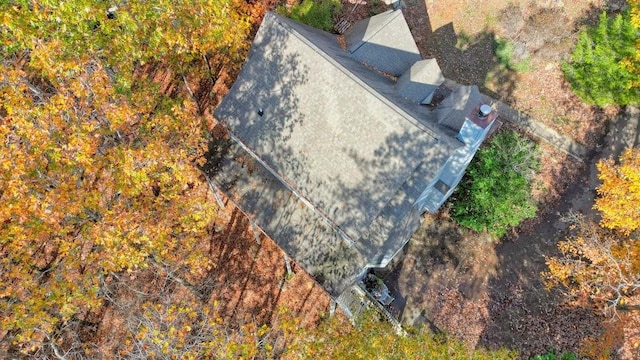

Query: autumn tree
left=94, top=266, right=285, bottom=360
left=594, top=148, right=640, bottom=235
left=0, top=0, right=254, bottom=356
left=0, top=57, right=218, bottom=356
left=1, top=0, right=252, bottom=91
left=545, top=214, right=640, bottom=314
left=625, top=1, right=640, bottom=87
left=286, top=311, right=517, bottom=359
left=545, top=149, right=640, bottom=315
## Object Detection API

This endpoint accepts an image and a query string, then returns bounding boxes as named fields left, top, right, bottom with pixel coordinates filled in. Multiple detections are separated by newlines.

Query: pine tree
left=562, top=11, right=640, bottom=106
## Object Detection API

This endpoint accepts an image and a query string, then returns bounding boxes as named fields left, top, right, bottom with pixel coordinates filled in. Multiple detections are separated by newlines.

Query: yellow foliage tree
left=624, top=0, right=640, bottom=88
left=633, top=0, right=640, bottom=26
left=546, top=148, right=640, bottom=316
left=0, top=58, right=217, bottom=353
left=0, top=0, right=253, bottom=355
left=102, top=268, right=272, bottom=360
left=545, top=215, right=640, bottom=314
left=1, top=0, right=252, bottom=90
left=285, top=311, right=517, bottom=359
left=594, top=148, right=640, bottom=235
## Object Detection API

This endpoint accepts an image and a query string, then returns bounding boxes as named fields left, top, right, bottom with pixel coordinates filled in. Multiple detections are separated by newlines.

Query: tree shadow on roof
left=330, top=127, right=457, bottom=262
left=203, top=10, right=511, bottom=300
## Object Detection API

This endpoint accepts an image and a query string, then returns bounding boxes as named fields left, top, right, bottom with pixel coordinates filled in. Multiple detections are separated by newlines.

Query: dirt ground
left=203, top=204, right=333, bottom=328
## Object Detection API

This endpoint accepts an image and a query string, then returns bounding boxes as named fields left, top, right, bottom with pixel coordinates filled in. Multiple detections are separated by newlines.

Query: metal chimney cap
left=479, top=104, right=492, bottom=118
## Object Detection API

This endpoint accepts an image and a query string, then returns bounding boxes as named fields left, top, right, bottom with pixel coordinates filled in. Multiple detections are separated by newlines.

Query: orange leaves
left=0, top=0, right=257, bottom=354
left=594, top=148, right=640, bottom=235
left=544, top=212, right=640, bottom=315
left=0, top=55, right=218, bottom=353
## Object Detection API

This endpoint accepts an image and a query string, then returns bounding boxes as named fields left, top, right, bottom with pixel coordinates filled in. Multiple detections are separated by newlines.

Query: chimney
left=456, top=103, right=497, bottom=145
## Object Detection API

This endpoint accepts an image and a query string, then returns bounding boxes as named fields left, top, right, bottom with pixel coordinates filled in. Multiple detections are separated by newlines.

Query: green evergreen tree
left=451, top=130, right=540, bottom=238
left=562, top=11, right=640, bottom=106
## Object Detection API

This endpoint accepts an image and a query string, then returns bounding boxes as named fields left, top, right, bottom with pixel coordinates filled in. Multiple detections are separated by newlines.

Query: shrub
left=277, top=0, right=342, bottom=32
left=451, top=129, right=540, bottom=238
left=562, top=11, right=640, bottom=106
left=493, top=38, right=531, bottom=72
left=530, top=350, right=578, bottom=360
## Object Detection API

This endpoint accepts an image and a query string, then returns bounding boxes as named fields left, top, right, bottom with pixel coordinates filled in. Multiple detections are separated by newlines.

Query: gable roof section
left=212, top=11, right=476, bottom=296
left=435, top=85, right=482, bottom=131
left=215, top=12, right=458, bottom=243
left=344, top=10, right=422, bottom=76
left=396, top=59, right=445, bottom=103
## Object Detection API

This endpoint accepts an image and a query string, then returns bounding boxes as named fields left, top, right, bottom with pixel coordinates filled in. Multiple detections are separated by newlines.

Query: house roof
left=435, top=85, right=483, bottom=131
left=344, top=10, right=422, bottom=76
left=396, top=59, right=445, bottom=103
left=205, top=139, right=366, bottom=296
left=211, top=11, right=484, bottom=297
left=215, top=11, right=461, bottom=243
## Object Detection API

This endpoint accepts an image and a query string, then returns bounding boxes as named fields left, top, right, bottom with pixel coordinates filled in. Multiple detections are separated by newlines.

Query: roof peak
left=262, top=11, right=441, bottom=140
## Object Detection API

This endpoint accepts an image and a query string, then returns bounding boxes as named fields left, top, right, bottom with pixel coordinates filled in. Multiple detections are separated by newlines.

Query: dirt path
left=381, top=107, right=639, bottom=358
left=479, top=106, right=639, bottom=357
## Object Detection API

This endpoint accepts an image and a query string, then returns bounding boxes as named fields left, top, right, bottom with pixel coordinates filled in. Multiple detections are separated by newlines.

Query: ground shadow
left=424, top=22, right=517, bottom=102
left=476, top=152, right=607, bottom=357
left=437, top=105, right=635, bottom=357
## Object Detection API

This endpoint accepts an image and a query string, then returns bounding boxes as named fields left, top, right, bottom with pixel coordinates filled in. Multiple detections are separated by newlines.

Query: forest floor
left=202, top=204, right=334, bottom=328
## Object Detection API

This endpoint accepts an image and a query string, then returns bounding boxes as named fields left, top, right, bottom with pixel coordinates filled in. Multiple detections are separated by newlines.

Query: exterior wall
left=415, top=117, right=496, bottom=214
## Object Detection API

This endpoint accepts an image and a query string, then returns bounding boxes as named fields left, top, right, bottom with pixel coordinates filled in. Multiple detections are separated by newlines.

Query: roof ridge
left=348, top=9, right=400, bottom=53
left=268, top=11, right=442, bottom=143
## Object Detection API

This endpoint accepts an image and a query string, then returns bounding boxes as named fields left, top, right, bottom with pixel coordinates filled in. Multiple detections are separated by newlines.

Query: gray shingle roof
left=344, top=10, right=422, bottom=76
left=435, top=85, right=482, bottom=131
left=204, top=140, right=366, bottom=296
left=215, top=12, right=458, bottom=243
left=211, top=11, right=490, bottom=297
left=396, top=59, right=445, bottom=103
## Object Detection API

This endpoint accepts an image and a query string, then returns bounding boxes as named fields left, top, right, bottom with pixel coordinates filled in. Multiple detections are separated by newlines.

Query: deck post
left=284, top=252, right=293, bottom=277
